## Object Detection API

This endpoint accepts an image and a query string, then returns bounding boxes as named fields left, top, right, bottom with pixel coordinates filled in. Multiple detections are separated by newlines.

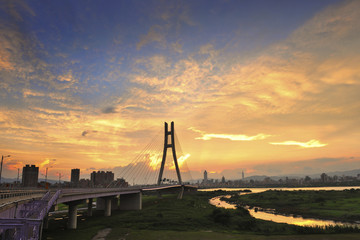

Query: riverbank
left=43, top=191, right=360, bottom=239
left=226, top=189, right=360, bottom=223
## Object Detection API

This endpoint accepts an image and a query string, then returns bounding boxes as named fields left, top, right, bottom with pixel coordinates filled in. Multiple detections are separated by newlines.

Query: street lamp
left=0, top=155, right=11, bottom=185
left=57, top=172, right=63, bottom=185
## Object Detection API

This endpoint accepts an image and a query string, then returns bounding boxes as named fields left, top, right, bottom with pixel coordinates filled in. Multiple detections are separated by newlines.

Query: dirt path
left=91, top=228, right=112, bottom=240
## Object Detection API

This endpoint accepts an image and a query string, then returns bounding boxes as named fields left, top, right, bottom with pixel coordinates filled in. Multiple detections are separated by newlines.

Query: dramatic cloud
left=189, top=127, right=271, bottom=141
left=198, top=133, right=271, bottom=141
left=1, top=1, right=359, bottom=180
left=39, top=158, right=56, bottom=168
left=170, top=153, right=191, bottom=170
left=270, top=139, right=328, bottom=148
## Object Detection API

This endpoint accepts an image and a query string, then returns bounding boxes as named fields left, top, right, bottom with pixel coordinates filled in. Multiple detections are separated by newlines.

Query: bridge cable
left=118, top=129, right=162, bottom=185
left=127, top=129, right=162, bottom=185
left=140, top=129, right=164, bottom=185
left=175, top=131, right=193, bottom=183
left=129, top=128, right=164, bottom=185
left=143, top=133, right=164, bottom=185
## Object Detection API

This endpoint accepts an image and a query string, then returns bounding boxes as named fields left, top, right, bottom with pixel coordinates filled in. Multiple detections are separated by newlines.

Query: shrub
left=210, top=208, right=232, bottom=226
left=236, top=207, right=251, bottom=217
left=237, top=218, right=255, bottom=230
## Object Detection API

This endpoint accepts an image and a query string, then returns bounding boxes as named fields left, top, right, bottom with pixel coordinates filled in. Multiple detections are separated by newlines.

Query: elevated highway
left=0, top=185, right=197, bottom=239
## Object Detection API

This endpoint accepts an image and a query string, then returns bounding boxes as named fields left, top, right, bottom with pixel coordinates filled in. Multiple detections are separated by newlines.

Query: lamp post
left=45, top=167, right=48, bottom=185
left=57, top=172, right=63, bottom=185
left=0, top=155, right=11, bottom=185
left=41, top=167, right=49, bottom=188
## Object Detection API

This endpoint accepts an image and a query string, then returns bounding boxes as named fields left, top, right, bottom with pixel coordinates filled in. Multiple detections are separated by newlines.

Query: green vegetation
left=227, top=189, right=360, bottom=222
left=43, top=191, right=360, bottom=240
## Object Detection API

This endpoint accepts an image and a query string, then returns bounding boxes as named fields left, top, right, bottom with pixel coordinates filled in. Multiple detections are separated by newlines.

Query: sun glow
left=170, top=153, right=190, bottom=170
left=147, top=153, right=162, bottom=170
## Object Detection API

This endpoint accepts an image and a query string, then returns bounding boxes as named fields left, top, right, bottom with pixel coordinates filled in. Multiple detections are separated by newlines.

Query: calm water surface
left=206, top=186, right=360, bottom=227
left=201, top=186, right=360, bottom=193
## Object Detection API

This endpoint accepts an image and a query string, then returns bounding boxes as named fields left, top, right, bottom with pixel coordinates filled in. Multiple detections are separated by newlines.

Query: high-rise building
left=204, top=170, right=208, bottom=182
left=221, top=176, right=226, bottom=183
left=22, top=165, right=39, bottom=187
left=71, top=168, right=80, bottom=186
left=91, top=171, right=114, bottom=187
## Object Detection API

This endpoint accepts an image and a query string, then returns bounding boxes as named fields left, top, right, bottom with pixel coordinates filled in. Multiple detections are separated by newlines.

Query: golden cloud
left=270, top=139, right=327, bottom=148
left=189, top=127, right=271, bottom=141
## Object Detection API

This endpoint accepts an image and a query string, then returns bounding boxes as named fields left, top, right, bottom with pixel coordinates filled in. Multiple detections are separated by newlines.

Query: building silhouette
left=204, top=170, right=208, bottom=182
left=71, top=168, right=80, bottom=186
left=22, top=165, right=39, bottom=187
left=91, top=171, right=114, bottom=187
left=107, top=178, right=129, bottom=188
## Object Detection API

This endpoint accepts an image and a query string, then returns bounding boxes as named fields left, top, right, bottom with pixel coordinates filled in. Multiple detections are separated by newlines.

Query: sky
left=1, top=0, right=360, bottom=182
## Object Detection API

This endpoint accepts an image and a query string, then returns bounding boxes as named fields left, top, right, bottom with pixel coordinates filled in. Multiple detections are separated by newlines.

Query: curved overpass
left=0, top=184, right=197, bottom=235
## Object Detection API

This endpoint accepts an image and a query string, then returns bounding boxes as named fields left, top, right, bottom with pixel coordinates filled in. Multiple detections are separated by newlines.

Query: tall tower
left=22, top=165, right=39, bottom=187
left=204, top=170, right=208, bottom=182
left=71, top=168, right=80, bottom=186
left=157, top=121, right=182, bottom=185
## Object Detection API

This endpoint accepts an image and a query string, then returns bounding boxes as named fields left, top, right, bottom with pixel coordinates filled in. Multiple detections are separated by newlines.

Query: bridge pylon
left=157, top=121, right=182, bottom=185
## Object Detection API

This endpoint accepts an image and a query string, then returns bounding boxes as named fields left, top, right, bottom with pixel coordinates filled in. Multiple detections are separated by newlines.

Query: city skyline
left=1, top=0, right=360, bottom=181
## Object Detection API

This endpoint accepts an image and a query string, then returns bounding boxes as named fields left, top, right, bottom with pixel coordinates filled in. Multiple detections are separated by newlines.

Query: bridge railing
left=0, top=190, right=62, bottom=240
left=39, top=190, right=61, bottom=219
left=0, top=190, right=46, bottom=200
left=60, top=187, right=142, bottom=194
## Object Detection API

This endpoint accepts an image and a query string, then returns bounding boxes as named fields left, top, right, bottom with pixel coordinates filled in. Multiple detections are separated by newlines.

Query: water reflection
left=209, top=195, right=236, bottom=209
left=201, top=186, right=360, bottom=193
left=210, top=195, right=360, bottom=227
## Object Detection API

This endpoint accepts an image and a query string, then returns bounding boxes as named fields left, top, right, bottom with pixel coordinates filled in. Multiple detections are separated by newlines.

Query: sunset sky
left=1, top=0, right=359, bottom=182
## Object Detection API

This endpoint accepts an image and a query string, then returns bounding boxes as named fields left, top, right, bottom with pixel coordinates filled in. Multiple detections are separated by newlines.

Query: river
left=204, top=186, right=360, bottom=227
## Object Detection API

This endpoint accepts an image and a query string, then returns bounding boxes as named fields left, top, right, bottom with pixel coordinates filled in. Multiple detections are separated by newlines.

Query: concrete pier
left=104, top=198, right=112, bottom=217
left=119, top=192, right=142, bottom=210
left=96, top=197, right=105, bottom=210
left=67, top=203, right=78, bottom=229
left=97, top=197, right=115, bottom=216
left=66, top=200, right=85, bottom=229
left=177, top=186, right=184, bottom=199
left=87, top=198, right=93, bottom=216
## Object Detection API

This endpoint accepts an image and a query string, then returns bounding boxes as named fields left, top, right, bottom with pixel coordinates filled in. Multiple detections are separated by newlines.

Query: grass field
left=42, top=191, right=360, bottom=240
left=227, top=189, right=360, bottom=222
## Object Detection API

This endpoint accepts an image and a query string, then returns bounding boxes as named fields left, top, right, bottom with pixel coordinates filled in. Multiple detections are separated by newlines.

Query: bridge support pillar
left=177, top=185, right=184, bottom=200
left=68, top=203, right=78, bottom=229
left=112, top=197, right=119, bottom=210
left=96, top=197, right=105, bottom=210
left=87, top=198, right=93, bottom=216
left=119, top=192, right=142, bottom=210
left=105, top=197, right=112, bottom=217
left=66, top=200, right=84, bottom=229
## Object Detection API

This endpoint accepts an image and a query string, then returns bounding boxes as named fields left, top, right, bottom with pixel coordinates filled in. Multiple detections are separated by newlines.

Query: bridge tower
left=157, top=121, right=182, bottom=185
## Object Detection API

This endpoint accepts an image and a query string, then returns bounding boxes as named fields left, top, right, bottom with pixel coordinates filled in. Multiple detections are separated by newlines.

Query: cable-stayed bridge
left=0, top=122, right=197, bottom=239
left=116, top=121, right=193, bottom=186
